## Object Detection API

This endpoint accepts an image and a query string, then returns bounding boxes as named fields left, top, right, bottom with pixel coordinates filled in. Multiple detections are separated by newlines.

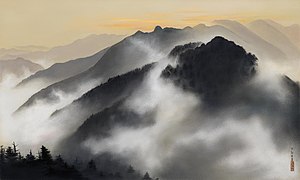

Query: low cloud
left=82, top=52, right=299, bottom=179
left=0, top=71, right=100, bottom=152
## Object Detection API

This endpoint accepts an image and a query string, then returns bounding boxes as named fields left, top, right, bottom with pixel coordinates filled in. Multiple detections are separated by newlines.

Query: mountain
left=247, top=20, right=300, bottom=59
left=18, top=20, right=300, bottom=112
left=193, top=23, right=282, bottom=63
left=56, top=37, right=299, bottom=180
left=59, top=36, right=255, bottom=161
left=17, top=48, right=108, bottom=89
left=57, top=98, right=155, bottom=160
left=16, top=26, right=201, bottom=112
left=162, top=36, right=257, bottom=105
left=0, top=57, right=43, bottom=83
left=17, top=21, right=297, bottom=112
left=2, top=34, right=125, bottom=65
left=260, top=19, right=300, bottom=50
left=212, top=20, right=287, bottom=61
left=50, top=63, right=155, bottom=135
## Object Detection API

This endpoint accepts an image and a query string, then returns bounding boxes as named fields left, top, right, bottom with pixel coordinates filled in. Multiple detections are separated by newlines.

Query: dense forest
left=0, top=142, right=158, bottom=180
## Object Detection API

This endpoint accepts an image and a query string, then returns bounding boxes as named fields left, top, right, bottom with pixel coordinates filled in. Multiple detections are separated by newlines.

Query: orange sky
left=0, top=0, right=299, bottom=49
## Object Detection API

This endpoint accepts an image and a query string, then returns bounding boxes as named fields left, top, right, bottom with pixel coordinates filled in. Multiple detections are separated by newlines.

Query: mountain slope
left=49, top=63, right=155, bottom=137
left=162, top=36, right=257, bottom=104
left=247, top=20, right=300, bottom=59
left=58, top=36, right=257, bottom=159
left=17, top=48, right=108, bottom=89
left=0, top=57, right=43, bottom=83
left=213, top=20, right=287, bottom=60
left=57, top=37, right=300, bottom=180
left=4, top=34, right=125, bottom=65
left=264, top=19, right=300, bottom=49
left=16, top=26, right=200, bottom=112
left=193, top=23, right=283, bottom=63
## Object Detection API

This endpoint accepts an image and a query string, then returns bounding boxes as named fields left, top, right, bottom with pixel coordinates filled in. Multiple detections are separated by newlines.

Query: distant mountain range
left=211, top=20, right=287, bottom=60
left=255, top=19, right=300, bottom=50
left=17, top=48, right=109, bottom=89
left=247, top=20, right=300, bottom=59
left=0, top=34, right=125, bottom=65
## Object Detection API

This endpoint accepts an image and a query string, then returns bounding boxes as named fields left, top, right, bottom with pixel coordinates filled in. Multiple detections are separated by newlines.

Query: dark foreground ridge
left=162, top=36, right=258, bottom=104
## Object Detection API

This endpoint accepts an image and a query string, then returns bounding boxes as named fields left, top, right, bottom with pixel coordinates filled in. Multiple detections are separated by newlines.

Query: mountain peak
left=183, top=26, right=193, bottom=30
left=209, top=36, right=230, bottom=43
left=162, top=37, right=258, bottom=104
left=205, top=36, right=243, bottom=51
left=154, top=25, right=163, bottom=31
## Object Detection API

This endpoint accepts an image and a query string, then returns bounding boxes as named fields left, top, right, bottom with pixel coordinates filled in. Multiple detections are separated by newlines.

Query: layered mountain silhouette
left=264, top=20, right=300, bottom=49
left=1, top=34, right=124, bottom=65
left=2, top=18, right=299, bottom=178
left=55, top=38, right=273, bottom=146
left=60, top=36, right=257, bottom=141
left=247, top=20, right=300, bottom=59
left=16, top=20, right=300, bottom=114
left=16, top=26, right=201, bottom=112
left=50, top=63, right=155, bottom=132
left=17, top=48, right=108, bottom=89
left=50, top=37, right=299, bottom=180
left=0, top=57, right=43, bottom=83
left=212, top=20, right=288, bottom=60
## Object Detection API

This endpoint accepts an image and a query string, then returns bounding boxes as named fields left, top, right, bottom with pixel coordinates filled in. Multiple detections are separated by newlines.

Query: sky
left=0, top=0, right=299, bottom=49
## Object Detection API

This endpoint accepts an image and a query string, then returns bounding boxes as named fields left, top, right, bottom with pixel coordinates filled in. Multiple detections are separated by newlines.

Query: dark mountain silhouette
left=57, top=99, right=155, bottom=161
left=163, top=38, right=299, bottom=147
left=50, top=63, right=155, bottom=134
left=0, top=57, right=43, bottom=83
left=169, top=42, right=201, bottom=57
left=163, top=37, right=300, bottom=151
left=162, top=36, right=257, bottom=105
left=17, top=48, right=108, bottom=89
left=62, top=37, right=258, bottom=149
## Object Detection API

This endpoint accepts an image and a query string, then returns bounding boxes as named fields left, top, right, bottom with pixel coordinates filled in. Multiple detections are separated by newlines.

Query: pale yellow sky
left=0, top=0, right=299, bottom=49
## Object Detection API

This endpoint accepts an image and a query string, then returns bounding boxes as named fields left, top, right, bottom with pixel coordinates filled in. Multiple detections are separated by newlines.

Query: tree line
left=0, top=142, right=158, bottom=180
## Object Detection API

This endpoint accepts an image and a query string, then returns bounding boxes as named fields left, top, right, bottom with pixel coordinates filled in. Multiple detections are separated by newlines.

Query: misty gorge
left=0, top=3, right=300, bottom=179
